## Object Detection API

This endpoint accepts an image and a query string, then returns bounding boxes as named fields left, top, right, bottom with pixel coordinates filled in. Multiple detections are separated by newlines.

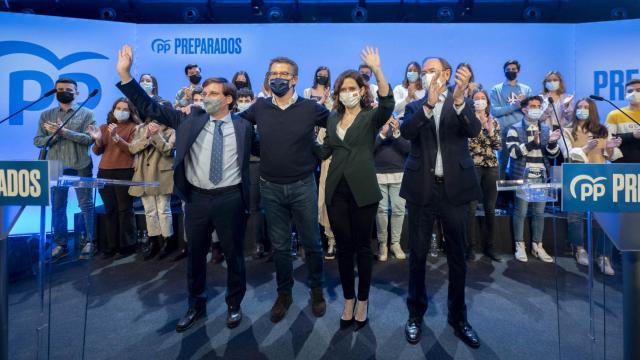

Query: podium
left=0, top=160, right=157, bottom=360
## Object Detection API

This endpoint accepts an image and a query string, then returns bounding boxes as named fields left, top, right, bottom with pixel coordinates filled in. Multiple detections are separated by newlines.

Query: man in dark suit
left=400, top=57, right=482, bottom=348
left=115, top=45, right=255, bottom=332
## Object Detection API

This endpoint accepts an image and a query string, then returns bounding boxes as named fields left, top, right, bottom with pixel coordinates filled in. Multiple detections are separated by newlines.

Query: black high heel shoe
left=340, top=299, right=355, bottom=330
left=354, top=300, right=369, bottom=331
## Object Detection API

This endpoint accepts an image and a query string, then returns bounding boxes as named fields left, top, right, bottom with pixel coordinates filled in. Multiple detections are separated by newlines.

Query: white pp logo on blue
left=569, top=175, right=606, bottom=201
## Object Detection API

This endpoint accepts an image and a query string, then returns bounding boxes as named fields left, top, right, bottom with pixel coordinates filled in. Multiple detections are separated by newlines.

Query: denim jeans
left=512, top=197, right=546, bottom=243
left=376, top=182, right=406, bottom=245
left=567, top=212, right=612, bottom=257
left=51, top=164, right=94, bottom=246
left=260, top=174, right=324, bottom=294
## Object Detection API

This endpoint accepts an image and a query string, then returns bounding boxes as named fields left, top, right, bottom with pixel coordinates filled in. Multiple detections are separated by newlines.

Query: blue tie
left=209, top=120, right=224, bottom=185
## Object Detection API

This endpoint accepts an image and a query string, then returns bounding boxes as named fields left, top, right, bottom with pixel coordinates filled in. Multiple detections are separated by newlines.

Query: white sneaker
left=532, top=243, right=554, bottom=263
left=378, top=243, right=388, bottom=262
left=514, top=241, right=528, bottom=262
left=390, top=243, right=406, bottom=260
left=79, top=242, right=95, bottom=260
left=598, top=256, right=615, bottom=276
left=575, top=248, right=589, bottom=266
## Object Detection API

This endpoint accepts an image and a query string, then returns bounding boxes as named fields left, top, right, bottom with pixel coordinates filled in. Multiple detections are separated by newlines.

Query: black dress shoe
left=340, top=300, right=355, bottom=330
left=158, top=236, right=177, bottom=260
left=483, top=249, right=502, bottom=262
left=405, top=318, right=422, bottom=344
left=173, top=249, right=187, bottom=262
left=448, top=318, right=480, bottom=348
left=354, top=300, right=369, bottom=331
left=176, top=307, right=206, bottom=333
left=143, top=237, right=160, bottom=261
left=226, top=307, right=242, bottom=329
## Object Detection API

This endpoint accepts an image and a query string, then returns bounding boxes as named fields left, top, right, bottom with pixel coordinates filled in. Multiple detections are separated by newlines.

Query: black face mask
left=234, top=81, right=247, bottom=89
left=56, top=91, right=74, bottom=104
left=505, top=71, right=518, bottom=81
left=361, top=73, right=371, bottom=82
left=316, top=76, right=329, bottom=86
left=269, top=78, right=290, bottom=97
left=189, top=74, right=202, bottom=85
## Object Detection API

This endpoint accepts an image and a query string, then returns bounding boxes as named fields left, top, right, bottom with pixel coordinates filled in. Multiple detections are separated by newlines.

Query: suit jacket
left=116, top=80, right=256, bottom=211
left=315, top=89, right=395, bottom=207
left=399, top=93, right=482, bottom=206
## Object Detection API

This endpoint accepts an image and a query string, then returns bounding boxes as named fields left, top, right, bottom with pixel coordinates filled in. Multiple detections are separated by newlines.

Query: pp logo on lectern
left=570, top=175, right=606, bottom=201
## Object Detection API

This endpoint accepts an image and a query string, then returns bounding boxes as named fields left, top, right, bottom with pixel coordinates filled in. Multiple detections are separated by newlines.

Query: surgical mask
left=269, top=78, right=291, bottom=97
left=576, top=108, right=589, bottom=120
left=406, top=71, right=419, bottom=83
left=474, top=99, right=488, bottom=111
left=141, top=82, right=154, bottom=94
left=113, top=110, right=130, bottom=122
left=237, top=102, right=251, bottom=112
left=626, top=90, right=640, bottom=104
left=202, top=97, right=225, bottom=115
left=545, top=81, right=560, bottom=91
left=316, top=76, right=329, bottom=86
left=56, top=91, right=74, bottom=104
left=360, top=73, right=371, bottom=82
left=527, top=108, right=543, bottom=121
left=339, top=91, right=361, bottom=108
left=189, top=74, right=202, bottom=85
left=505, top=71, right=518, bottom=81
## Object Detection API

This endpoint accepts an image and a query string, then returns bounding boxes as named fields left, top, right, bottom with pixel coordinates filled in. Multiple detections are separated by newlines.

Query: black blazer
left=315, top=89, right=394, bottom=207
left=116, top=80, right=256, bottom=211
left=399, top=93, right=482, bottom=206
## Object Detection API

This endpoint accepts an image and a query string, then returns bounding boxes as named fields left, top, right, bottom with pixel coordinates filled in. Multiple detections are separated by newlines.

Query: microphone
left=546, top=95, right=571, bottom=163
left=589, top=94, right=640, bottom=127
left=0, top=88, right=57, bottom=125
left=39, top=89, right=100, bottom=160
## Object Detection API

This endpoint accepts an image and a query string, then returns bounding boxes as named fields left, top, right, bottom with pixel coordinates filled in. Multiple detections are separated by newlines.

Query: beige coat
left=128, top=124, right=176, bottom=196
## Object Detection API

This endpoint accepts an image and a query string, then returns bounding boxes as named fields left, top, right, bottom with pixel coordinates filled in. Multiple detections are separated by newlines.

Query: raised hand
left=116, top=45, right=134, bottom=82
left=452, top=66, right=472, bottom=104
left=584, top=138, right=598, bottom=152
left=87, top=124, right=101, bottom=141
left=147, top=122, right=160, bottom=137
left=360, top=47, right=381, bottom=72
left=107, top=123, right=118, bottom=136
left=549, top=129, right=561, bottom=144
left=605, top=136, right=622, bottom=149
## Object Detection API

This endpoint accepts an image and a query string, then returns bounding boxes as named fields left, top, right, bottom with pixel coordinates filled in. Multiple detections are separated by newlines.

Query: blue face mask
left=576, top=108, right=589, bottom=120
left=269, top=78, right=290, bottom=97
left=406, top=71, right=419, bottom=83
left=141, top=82, right=154, bottom=94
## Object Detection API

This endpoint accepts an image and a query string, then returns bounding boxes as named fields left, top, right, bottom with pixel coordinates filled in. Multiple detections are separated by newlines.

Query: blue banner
left=0, top=160, right=49, bottom=206
left=562, top=163, right=640, bottom=212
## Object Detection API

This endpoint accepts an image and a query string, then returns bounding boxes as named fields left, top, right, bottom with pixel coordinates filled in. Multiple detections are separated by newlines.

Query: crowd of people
left=33, top=43, right=640, bottom=347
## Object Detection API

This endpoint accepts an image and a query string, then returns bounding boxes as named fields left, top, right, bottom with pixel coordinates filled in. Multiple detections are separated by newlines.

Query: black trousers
left=467, top=166, right=499, bottom=252
left=407, top=181, right=468, bottom=322
left=185, top=186, right=246, bottom=310
left=97, top=168, right=136, bottom=253
left=327, top=179, right=377, bottom=301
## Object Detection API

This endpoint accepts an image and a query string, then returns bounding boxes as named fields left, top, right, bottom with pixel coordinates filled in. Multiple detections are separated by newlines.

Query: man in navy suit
left=115, top=45, right=255, bottom=332
left=400, top=57, right=482, bottom=348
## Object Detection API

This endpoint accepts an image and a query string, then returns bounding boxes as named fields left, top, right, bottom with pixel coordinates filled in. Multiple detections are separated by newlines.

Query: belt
left=191, top=183, right=240, bottom=196
left=434, top=176, right=445, bottom=184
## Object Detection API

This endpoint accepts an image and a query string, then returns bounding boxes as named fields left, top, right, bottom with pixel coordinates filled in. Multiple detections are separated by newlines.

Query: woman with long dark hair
left=393, top=61, right=424, bottom=118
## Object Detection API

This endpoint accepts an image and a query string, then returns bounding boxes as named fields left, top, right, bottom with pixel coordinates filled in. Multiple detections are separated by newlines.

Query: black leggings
left=467, top=166, right=499, bottom=251
left=327, top=179, right=377, bottom=301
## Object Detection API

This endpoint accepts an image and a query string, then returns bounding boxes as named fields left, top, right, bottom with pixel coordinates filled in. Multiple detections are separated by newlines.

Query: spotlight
left=351, top=6, right=368, bottom=23
left=523, top=6, right=541, bottom=22
left=99, top=7, right=116, bottom=20
left=437, top=7, right=454, bottom=22
left=251, top=0, right=264, bottom=16
left=610, top=7, right=627, bottom=20
left=183, top=7, right=199, bottom=23
left=267, top=7, right=283, bottom=22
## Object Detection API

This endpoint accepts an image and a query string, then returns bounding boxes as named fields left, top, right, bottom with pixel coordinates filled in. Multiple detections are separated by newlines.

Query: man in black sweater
left=239, top=57, right=330, bottom=323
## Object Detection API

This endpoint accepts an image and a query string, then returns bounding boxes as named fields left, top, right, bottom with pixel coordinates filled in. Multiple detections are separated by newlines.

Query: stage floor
left=8, top=249, right=622, bottom=360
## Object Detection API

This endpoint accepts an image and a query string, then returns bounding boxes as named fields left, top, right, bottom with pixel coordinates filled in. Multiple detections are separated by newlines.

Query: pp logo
left=0, top=41, right=107, bottom=125
left=570, top=175, right=607, bottom=201
left=152, top=39, right=171, bottom=54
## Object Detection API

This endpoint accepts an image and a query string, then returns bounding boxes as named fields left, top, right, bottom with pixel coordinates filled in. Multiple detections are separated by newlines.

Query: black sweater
left=240, top=96, right=329, bottom=184
left=374, top=127, right=411, bottom=173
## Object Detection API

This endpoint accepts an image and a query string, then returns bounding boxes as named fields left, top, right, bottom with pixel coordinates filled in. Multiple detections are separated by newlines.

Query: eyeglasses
left=268, top=71, right=293, bottom=78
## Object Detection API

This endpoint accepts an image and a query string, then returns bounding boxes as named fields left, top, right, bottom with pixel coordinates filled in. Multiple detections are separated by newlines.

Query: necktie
left=209, top=120, right=224, bottom=184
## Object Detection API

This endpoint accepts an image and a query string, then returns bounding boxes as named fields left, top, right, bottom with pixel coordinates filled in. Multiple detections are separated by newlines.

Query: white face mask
left=474, top=99, right=488, bottom=111
left=113, top=110, right=130, bottom=122
left=527, top=108, right=543, bottom=121
left=545, top=81, right=560, bottom=91
left=339, top=90, right=361, bottom=108
left=237, top=102, right=252, bottom=112
left=576, top=108, right=589, bottom=120
left=626, top=90, right=640, bottom=104
left=421, top=73, right=434, bottom=90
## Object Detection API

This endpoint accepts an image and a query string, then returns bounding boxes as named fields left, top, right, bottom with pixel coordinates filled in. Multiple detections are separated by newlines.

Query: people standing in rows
left=506, top=96, right=561, bottom=263
left=33, top=78, right=96, bottom=261
left=116, top=45, right=257, bottom=332
left=466, top=89, right=502, bottom=262
left=561, top=98, right=621, bottom=275
left=88, top=97, right=140, bottom=259
left=232, top=71, right=253, bottom=91
left=393, top=61, right=425, bottom=119
left=128, top=99, right=177, bottom=261
left=316, top=48, right=394, bottom=331
left=175, top=64, right=203, bottom=109
left=239, top=56, right=330, bottom=323
left=490, top=60, right=532, bottom=180
left=400, top=57, right=482, bottom=348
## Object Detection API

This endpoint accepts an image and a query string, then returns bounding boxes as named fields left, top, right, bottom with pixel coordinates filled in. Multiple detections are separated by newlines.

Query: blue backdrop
left=1, top=12, right=638, bottom=234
